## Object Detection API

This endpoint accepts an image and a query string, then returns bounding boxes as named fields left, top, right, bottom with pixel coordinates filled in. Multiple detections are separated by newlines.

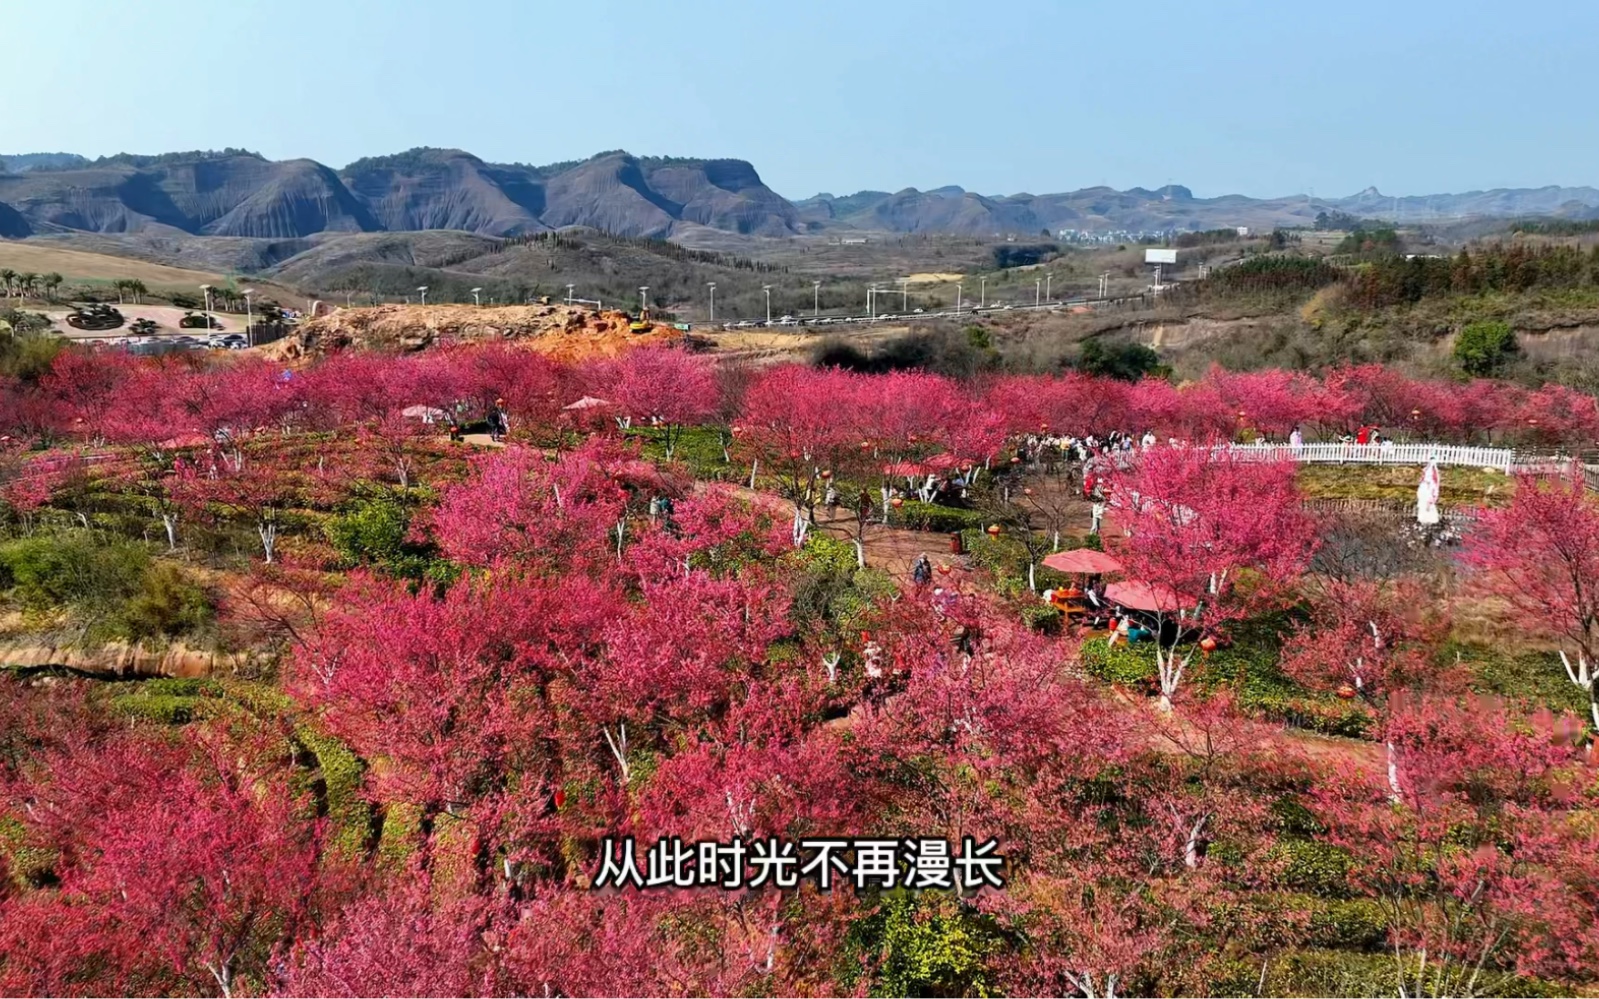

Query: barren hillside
left=262, top=302, right=684, bottom=363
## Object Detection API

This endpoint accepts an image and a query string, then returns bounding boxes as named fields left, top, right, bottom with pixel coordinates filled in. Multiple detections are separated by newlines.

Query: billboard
left=1144, top=248, right=1178, bottom=265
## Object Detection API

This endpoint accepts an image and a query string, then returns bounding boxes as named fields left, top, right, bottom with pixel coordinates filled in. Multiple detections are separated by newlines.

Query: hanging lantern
left=1236, top=410, right=1247, bottom=420
left=1199, top=636, right=1218, bottom=653
left=908, top=433, right=919, bottom=443
left=1336, top=683, right=1357, bottom=700
left=1010, top=455, right=1022, bottom=464
left=986, top=524, right=1003, bottom=537
left=1023, top=487, right=1034, bottom=496
left=819, top=469, right=832, bottom=479
left=731, top=425, right=745, bottom=436
left=860, top=440, right=872, bottom=451
left=553, top=788, right=567, bottom=809
left=1040, top=423, right=1050, bottom=432
left=787, top=450, right=801, bottom=460
left=937, top=563, right=952, bottom=575
left=890, top=496, right=904, bottom=508
left=1410, top=409, right=1421, bottom=419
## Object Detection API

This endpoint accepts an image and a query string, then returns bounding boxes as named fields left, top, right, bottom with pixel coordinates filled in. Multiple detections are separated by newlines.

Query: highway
left=703, top=294, right=1147, bottom=332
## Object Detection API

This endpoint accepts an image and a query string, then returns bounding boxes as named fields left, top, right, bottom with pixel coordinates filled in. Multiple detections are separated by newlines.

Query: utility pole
left=1035, top=278, right=1041, bottom=306
left=566, top=284, right=575, bottom=304
left=979, top=275, right=986, bottom=308
left=1045, top=273, right=1052, bottom=303
left=707, top=282, right=716, bottom=322
left=639, top=286, right=649, bottom=315
left=812, top=279, right=821, bottom=316
left=762, top=284, right=772, bottom=325
left=199, top=284, right=212, bottom=329
left=899, top=277, right=908, bottom=312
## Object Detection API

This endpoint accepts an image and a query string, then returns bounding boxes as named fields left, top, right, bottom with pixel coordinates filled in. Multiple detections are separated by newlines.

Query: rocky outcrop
left=0, top=639, right=225, bottom=678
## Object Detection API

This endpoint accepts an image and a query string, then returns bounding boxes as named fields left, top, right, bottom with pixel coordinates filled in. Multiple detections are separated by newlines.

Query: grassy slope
left=0, top=241, right=227, bottom=288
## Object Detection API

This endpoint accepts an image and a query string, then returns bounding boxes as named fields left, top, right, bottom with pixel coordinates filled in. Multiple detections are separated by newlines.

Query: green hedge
left=1077, top=636, right=1372, bottom=738
left=295, top=726, right=371, bottom=858
left=1270, top=839, right=1356, bottom=898
left=887, top=501, right=986, bottom=534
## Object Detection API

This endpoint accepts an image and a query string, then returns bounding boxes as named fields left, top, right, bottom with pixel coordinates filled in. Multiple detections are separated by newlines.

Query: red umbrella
left=1105, top=580, right=1194, bottom=613
left=882, top=461, right=931, bottom=477
left=1041, top=549, right=1125, bottom=575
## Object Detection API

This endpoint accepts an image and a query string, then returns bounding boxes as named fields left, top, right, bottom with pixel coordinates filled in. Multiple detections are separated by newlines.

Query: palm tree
left=0, top=269, right=14, bottom=299
left=113, top=278, right=130, bottom=304
left=42, top=273, right=62, bottom=302
left=17, top=273, right=36, bottom=300
left=129, top=279, right=147, bottom=305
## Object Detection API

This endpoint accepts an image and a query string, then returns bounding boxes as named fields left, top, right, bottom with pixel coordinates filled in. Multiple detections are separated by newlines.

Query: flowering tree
left=604, top=346, right=720, bottom=459
left=0, top=726, right=327, bottom=997
left=1314, top=696, right=1599, bottom=996
left=1282, top=578, right=1452, bottom=797
left=1107, top=446, right=1315, bottom=709
left=1463, top=469, right=1599, bottom=730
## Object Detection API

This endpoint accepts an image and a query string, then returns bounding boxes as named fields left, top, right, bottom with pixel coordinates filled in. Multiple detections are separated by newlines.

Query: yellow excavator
left=628, top=306, right=653, bottom=334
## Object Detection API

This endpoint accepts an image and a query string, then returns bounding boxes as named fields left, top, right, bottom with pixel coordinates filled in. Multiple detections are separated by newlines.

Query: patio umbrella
left=1105, top=580, right=1194, bottom=614
left=1042, top=549, right=1125, bottom=575
left=563, top=396, right=612, bottom=411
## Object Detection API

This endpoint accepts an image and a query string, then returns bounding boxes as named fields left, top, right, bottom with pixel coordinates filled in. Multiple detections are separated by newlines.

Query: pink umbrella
left=1042, top=549, right=1125, bottom=575
left=1105, top=580, right=1195, bottom=613
left=882, top=461, right=931, bottom=477
left=563, top=396, right=612, bottom=411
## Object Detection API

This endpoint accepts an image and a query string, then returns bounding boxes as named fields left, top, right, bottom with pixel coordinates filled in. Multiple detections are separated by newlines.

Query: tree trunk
left=161, top=513, right=178, bottom=551
left=1386, top=740, right=1403, bottom=801
left=259, top=521, right=277, bottom=563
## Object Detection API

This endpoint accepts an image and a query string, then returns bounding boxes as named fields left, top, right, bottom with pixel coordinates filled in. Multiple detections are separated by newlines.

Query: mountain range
left=3, top=147, right=1597, bottom=242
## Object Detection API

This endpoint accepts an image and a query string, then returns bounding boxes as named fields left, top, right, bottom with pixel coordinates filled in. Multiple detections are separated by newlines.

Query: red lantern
left=731, top=425, right=745, bottom=436
left=890, top=496, right=904, bottom=508
left=1010, top=455, right=1022, bottom=464
left=553, top=788, right=567, bottom=809
left=787, top=450, right=801, bottom=460
left=1023, top=487, right=1034, bottom=496
left=908, top=434, right=919, bottom=443
left=1336, top=683, right=1357, bottom=700
left=1199, top=636, right=1218, bottom=653
left=986, top=524, right=1003, bottom=537
left=819, top=469, right=832, bottom=479
left=860, top=440, right=872, bottom=451
left=937, top=563, right=951, bottom=575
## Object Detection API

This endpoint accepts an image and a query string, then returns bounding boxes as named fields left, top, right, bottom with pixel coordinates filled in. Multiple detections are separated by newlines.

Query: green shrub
left=838, top=892, right=996, bottom=997
left=1305, top=897, right=1388, bottom=949
left=1271, top=839, right=1355, bottom=898
left=0, top=531, right=149, bottom=613
left=1079, top=637, right=1158, bottom=685
left=887, top=501, right=985, bottom=534
left=1021, top=603, right=1062, bottom=635
left=295, top=727, right=371, bottom=858
left=1260, top=948, right=1573, bottom=998
left=116, top=562, right=213, bottom=643
left=1454, top=319, right=1518, bottom=376
left=110, top=692, right=198, bottom=725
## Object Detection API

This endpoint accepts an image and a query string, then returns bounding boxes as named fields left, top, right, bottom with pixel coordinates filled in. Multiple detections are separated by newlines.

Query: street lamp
left=639, top=286, right=649, bottom=315
left=243, top=288, right=254, bottom=344
left=762, top=284, right=772, bottom=325
left=470, top=286, right=482, bottom=307
left=416, top=285, right=428, bottom=305
left=979, top=275, right=986, bottom=309
left=899, top=277, right=908, bottom=312
left=812, top=279, right=821, bottom=317
left=868, top=287, right=876, bottom=320
left=1035, top=278, right=1041, bottom=306
left=199, top=284, right=212, bottom=327
left=956, top=282, right=963, bottom=314
left=566, top=284, right=575, bottom=304
left=707, top=282, right=716, bottom=322
left=1046, top=273, right=1052, bottom=303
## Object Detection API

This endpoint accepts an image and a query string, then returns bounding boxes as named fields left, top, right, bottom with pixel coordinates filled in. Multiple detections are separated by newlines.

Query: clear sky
left=7, top=0, right=1595, bottom=200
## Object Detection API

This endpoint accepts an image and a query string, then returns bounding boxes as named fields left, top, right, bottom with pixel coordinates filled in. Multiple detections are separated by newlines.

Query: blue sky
left=8, top=0, right=1594, bottom=200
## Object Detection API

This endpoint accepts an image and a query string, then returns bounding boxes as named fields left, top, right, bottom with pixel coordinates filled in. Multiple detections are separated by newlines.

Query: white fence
left=1224, top=441, right=1517, bottom=472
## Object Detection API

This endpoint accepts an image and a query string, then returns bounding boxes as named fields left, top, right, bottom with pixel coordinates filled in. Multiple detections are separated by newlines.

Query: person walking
left=911, top=553, right=932, bottom=587
left=489, top=399, right=509, bottom=443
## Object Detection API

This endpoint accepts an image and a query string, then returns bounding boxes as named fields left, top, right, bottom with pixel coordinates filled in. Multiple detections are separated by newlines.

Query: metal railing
left=1223, top=441, right=1518, bottom=472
